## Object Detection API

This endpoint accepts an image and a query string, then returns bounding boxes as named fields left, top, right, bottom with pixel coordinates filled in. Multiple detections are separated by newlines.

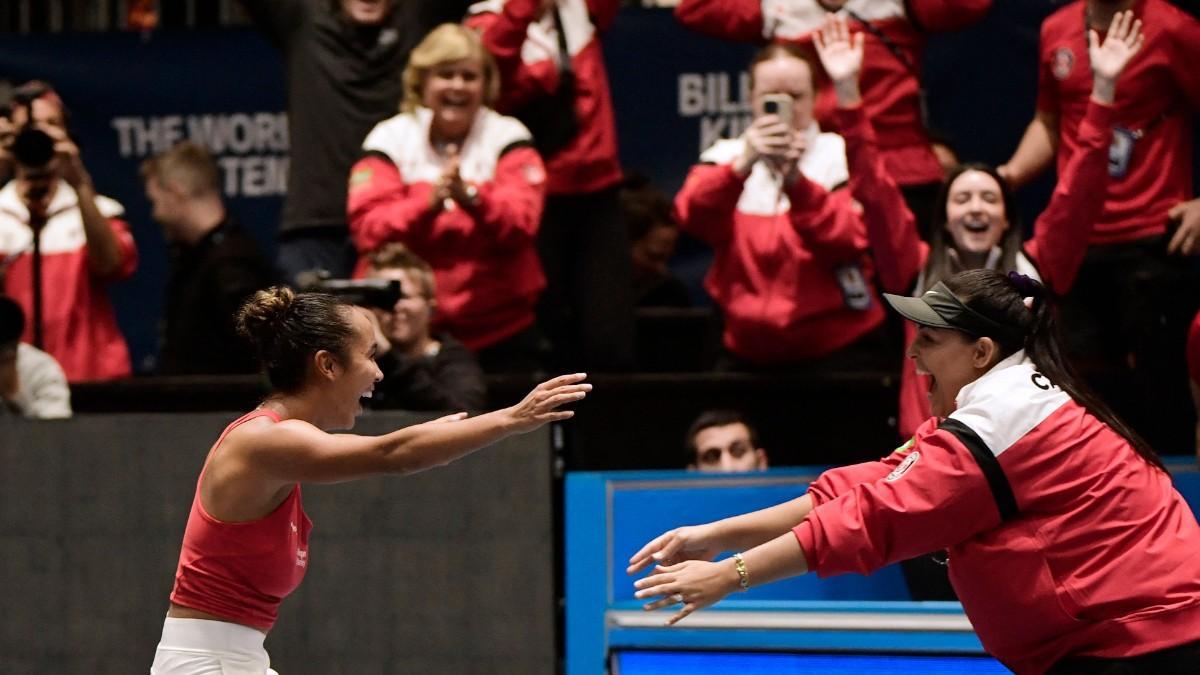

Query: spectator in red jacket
left=0, top=81, right=137, bottom=382
left=813, top=13, right=1137, bottom=440
left=467, top=0, right=635, bottom=371
left=674, top=0, right=993, bottom=239
left=675, top=42, right=886, bottom=369
left=1000, top=0, right=1200, bottom=452
left=629, top=269, right=1200, bottom=674
left=347, top=24, right=548, bottom=373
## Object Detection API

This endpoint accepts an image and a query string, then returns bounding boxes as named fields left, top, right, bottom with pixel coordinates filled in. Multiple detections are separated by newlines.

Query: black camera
left=3, top=82, right=56, bottom=170
left=295, top=270, right=403, bottom=310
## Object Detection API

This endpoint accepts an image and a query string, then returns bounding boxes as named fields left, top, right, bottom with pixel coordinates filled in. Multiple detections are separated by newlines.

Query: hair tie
left=1022, top=296, right=1035, bottom=310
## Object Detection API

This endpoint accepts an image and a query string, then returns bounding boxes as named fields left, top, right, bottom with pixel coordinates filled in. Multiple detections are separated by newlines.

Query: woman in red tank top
left=151, top=286, right=589, bottom=674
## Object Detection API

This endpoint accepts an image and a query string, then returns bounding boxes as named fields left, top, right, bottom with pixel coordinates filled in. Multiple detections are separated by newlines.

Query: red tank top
left=169, top=410, right=312, bottom=631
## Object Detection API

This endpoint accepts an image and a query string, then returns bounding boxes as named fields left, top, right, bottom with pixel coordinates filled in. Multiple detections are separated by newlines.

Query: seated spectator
left=813, top=13, right=1138, bottom=439
left=467, top=0, right=636, bottom=372
left=685, top=409, right=768, bottom=473
left=0, top=295, right=71, bottom=419
left=0, top=81, right=137, bottom=382
left=1001, top=0, right=1200, bottom=452
left=141, top=141, right=277, bottom=375
left=674, top=0, right=993, bottom=240
left=674, top=42, right=886, bottom=369
left=619, top=173, right=690, bottom=308
left=364, top=243, right=486, bottom=412
left=348, top=24, right=548, bottom=373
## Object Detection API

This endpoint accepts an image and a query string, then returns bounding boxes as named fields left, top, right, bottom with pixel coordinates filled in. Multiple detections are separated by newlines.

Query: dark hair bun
left=236, top=286, right=295, bottom=351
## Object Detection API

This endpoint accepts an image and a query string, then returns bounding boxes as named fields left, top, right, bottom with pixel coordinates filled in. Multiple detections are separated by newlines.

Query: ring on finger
left=672, top=593, right=685, bottom=604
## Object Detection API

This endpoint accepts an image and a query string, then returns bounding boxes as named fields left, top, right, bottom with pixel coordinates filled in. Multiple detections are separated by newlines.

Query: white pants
left=150, top=617, right=279, bottom=674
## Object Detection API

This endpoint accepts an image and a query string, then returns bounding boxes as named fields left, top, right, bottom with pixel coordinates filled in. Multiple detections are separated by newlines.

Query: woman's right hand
left=627, top=522, right=725, bottom=575
left=813, top=14, right=865, bottom=107
left=503, top=373, right=591, bottom=433
left=734, top=115, right=792, bottom=176
left=1088, top=10, right=1143, bottom=105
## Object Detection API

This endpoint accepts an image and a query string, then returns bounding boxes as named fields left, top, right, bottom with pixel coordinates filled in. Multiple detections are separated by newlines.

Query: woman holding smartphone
left=673, top=42, right=888, bottom=370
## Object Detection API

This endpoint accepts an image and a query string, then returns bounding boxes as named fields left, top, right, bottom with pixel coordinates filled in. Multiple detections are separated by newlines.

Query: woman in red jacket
left=812, top=12, right=1139, bottom=440
left=628, top=269, right=1200, bottom=674
left=347, top=24, right=548, bottom=372
left=152, top=287, right=588, bottom=673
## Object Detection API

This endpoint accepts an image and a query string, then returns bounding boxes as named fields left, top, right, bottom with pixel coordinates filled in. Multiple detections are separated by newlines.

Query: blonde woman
left=348, top=24, right=548, bottom=372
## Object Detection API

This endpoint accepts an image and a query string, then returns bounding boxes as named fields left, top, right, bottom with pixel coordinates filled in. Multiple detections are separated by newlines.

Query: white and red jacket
left=675, top=126, right=884, bottom=363
left=467, top=0, right=623, bottom=196
left=842, top=100, right=1113, bottom=438
left=675, top=0, right=992, bottom=187
left=347, top=107, right=547, bottom=351
left=0, top=180, right=136, bottom=382
left=1037, top=0, right=1200, bottom=244
left=795, top=351, right=1200, bottom=673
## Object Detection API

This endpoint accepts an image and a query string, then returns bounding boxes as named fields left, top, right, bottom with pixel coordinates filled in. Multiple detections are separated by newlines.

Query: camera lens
left=12, top=127, right=55, bottom=169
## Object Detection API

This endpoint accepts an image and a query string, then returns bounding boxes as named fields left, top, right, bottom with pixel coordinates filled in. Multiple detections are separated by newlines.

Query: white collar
left=954, top=349, right=1030, bottom=408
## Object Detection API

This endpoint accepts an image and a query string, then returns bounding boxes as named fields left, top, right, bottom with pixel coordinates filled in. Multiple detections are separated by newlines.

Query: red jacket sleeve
left=346, top=154, right=438, bottom=254
left=674, top=163, right=746, bottom=248
left=674, top=0, right=765, bottom=43
left=472, top=145, right=546, bottom=249
left=906, top=0, right=993, bottom=33
left=793, top=427, right=1002, bottom=577
left=784, top=177, right=869, bottom=262
left=587, top=0, right=621, bottom=33
left=104, top=217, right=138, bottom=281
left=1024, top=101, right=1114, bottom=294
left=837, top=104, right=926, bottom=293
left=466, top=0, right=545, bottom=107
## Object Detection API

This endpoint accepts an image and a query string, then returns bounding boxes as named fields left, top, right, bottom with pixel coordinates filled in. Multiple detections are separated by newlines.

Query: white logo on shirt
left=296, top=549, right=307, bottom=568
left=886, top=451, right=921, bottom=482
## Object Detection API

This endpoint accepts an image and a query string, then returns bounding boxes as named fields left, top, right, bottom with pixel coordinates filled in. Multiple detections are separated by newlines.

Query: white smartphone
left=761, top=93, right=794, bottom=128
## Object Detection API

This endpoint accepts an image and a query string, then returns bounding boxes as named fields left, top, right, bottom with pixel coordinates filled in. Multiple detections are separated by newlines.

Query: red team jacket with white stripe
left=0, top=181, right=136, bottom=382
left=794, top=351, right=1200, bottom=673
left=675, top=0, right=992, bottom=187
left=675, top=127, right=884, bottom=363
left=467, top=0, right=623, bottom=196
left=842, top=99, right=1114, bottom=439
left=347, top=108, right=547, bottom=351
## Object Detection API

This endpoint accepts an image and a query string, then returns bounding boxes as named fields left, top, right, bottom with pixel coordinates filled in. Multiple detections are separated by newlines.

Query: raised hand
left=812, top=14, right=864, bottom=88
left=504, top=372, right=590, bottom=433
left=1088, top=10, right=1143, bottom=104
left=627, top=523, right=726, bottom=575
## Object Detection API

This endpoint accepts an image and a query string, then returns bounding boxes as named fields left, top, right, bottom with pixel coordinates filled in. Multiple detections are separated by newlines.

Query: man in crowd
left=0, top=81, right=137, bottom=382
left=141, top=141, right=276, bottom=374
left=685, top=409, right=769, bottom=473
left=364, top=243, right=486, bottom=412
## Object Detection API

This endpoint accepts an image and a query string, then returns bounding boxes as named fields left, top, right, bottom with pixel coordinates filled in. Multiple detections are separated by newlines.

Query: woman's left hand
left=632, top=558, right=741, bottom=625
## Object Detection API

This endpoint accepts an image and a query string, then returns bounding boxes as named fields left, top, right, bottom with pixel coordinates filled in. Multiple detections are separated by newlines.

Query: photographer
left=674, top=43, right=886, bottom=369
left=0, top=81, right=137, bottom=382
left=361, top=243, right=486, bottom=412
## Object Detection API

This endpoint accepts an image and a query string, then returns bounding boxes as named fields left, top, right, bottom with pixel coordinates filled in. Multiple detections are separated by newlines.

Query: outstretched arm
left=237, top=373, right=590, bottom=484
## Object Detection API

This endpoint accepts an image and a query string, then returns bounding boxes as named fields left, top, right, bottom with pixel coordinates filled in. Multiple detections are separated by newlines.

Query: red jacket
left=675, top=133, right=884, bottom=363
left=347, top=108, right=546, bottom=351
left=841, top=100, right=1113, bottom=438
left=0, top=181, right=136, bottom=382
left=795, top=352, right=1200, bottom=673
left=467, top=0, right=623, bottom=196
left=1037, top=0, right=1200, bottom=244
left=675, top=0, right=992, bottom=187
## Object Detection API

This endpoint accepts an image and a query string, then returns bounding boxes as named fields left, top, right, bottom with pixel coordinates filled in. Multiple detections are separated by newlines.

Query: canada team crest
left=1051, top=47, right=1075, bottom=80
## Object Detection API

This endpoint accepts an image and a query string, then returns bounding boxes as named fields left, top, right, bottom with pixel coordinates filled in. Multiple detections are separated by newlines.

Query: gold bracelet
left=732, top=552, right=750, bottom=592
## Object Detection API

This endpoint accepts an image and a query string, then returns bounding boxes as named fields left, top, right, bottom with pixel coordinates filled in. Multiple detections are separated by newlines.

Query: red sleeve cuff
left=1078, top=99, right=1115, bottom=137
